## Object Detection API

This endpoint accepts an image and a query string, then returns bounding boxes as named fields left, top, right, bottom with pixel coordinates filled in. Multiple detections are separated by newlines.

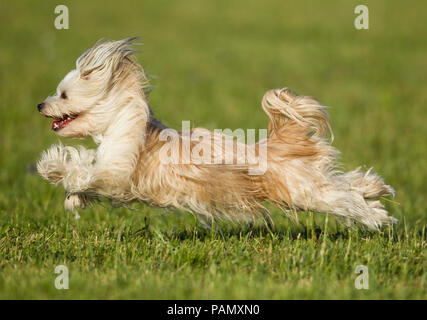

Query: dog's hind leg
left=307, top=187, right=395, bottom=230
left=304, top=172, right=396, bottom=230
left=340, top=167, right=395, bottom=199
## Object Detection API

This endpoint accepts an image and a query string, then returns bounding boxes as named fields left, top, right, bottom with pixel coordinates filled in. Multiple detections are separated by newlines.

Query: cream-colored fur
left=37, top=37, right=396, bottom=230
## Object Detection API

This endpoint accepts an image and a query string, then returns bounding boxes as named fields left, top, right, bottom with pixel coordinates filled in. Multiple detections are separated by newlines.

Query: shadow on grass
left=129, top=215, right=417, bottom=243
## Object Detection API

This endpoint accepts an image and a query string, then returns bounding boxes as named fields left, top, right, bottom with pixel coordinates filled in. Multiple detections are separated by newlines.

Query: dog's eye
left=60, top=92, right=67, bottom=99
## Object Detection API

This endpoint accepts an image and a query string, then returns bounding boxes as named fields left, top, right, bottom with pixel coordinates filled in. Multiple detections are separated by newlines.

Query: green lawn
left=0, top=0, right=425, bottom=299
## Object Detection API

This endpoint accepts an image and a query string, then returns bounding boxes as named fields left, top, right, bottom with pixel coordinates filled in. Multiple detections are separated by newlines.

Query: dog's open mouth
left=50, top=115, right=77, bottom=131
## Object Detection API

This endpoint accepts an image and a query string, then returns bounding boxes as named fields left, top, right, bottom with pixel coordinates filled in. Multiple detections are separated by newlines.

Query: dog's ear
left=76, top=37, right=140, bottom=81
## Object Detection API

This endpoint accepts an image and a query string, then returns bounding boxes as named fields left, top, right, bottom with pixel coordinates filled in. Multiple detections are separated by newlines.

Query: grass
left=0, top=0, right=426, bottom=299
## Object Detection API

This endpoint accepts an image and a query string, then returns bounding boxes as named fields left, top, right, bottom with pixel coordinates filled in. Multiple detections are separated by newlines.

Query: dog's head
left=37, top=37, right=148, bottom=138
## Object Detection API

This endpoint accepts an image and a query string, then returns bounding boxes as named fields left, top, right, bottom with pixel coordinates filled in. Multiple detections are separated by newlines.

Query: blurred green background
left=0, top=0, right=425, bottom=299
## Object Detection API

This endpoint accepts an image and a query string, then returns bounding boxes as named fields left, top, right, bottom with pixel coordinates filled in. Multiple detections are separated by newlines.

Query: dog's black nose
left=37, top=102, right=45, bottom=112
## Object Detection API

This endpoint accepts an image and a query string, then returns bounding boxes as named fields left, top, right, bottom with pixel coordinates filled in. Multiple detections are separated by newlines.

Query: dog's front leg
left=38, top=144, right=96, bottom=189
left=38, top=144, right=97, bottom=210
left=61, top=152, right=94, bottom=193
left=37, top=144, right=73, bottom=185
left=64, top=192, right=96, bottom=211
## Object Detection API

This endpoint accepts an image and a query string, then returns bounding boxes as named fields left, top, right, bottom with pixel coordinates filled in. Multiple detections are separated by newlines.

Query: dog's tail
left=261, top=88, right=333, bottom=141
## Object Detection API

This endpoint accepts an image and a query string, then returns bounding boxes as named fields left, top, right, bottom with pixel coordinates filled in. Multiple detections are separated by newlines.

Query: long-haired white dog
left=37, top=37, right=396, bottom=230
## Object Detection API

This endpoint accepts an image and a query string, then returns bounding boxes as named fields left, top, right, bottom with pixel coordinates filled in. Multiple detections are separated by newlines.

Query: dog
left=37, top=37, right=396, bottom=230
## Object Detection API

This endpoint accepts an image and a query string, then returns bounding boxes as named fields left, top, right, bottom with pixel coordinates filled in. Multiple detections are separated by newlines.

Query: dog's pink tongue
left=51, top=120, right=61, bottom=131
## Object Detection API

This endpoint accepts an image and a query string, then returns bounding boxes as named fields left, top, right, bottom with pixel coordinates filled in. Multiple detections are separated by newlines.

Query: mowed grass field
left=0, top=0, right=426, bottom=299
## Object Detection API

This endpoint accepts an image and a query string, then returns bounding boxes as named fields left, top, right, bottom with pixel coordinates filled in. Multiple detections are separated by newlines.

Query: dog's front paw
left=64, top=193, right=87, bottom=211
left=37, top=144, right=69, bottom=185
